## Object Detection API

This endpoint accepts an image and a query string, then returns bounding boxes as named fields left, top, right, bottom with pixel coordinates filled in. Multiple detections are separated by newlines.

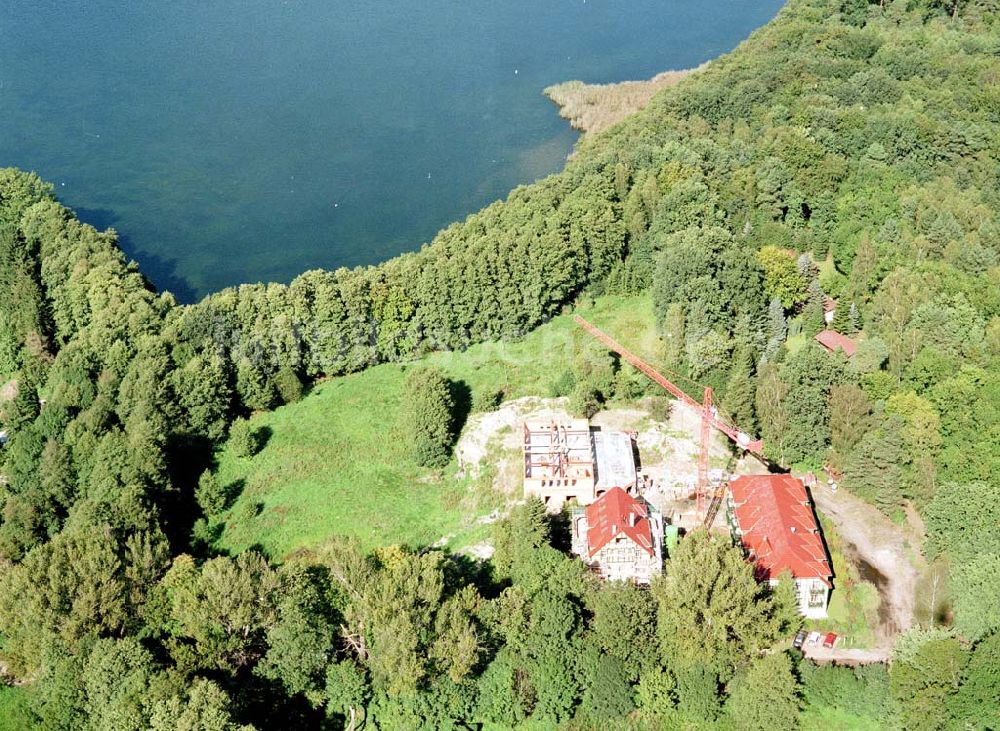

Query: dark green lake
left=1, top=1, right=783, bottom=302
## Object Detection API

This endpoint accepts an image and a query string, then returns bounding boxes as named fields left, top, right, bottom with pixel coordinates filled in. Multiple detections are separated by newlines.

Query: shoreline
left=544, top=63, right=706, bottom=138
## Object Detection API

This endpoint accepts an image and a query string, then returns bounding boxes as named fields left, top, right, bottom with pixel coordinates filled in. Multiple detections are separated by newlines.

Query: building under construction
left=522, top=419, right=637, bottom=511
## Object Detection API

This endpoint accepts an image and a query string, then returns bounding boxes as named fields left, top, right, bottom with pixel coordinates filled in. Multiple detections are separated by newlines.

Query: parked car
left=807, top=631, right=823, bottom=645
left=823, top=632, right=838, bottom=649
left=793, top=630, right=807, bottom=649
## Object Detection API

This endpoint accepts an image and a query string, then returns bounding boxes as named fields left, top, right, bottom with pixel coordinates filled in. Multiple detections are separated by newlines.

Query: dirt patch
left=455, top=396, right=574, bottom=481
left=0, top=380, right=17, bottom=403
left=809, top=482, right=925, bottom=647
left=802, top=645, right=890, bottom=665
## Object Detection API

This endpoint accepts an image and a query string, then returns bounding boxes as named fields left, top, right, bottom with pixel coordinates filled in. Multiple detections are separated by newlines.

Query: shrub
left=274, top=366, right=304, bottom=404
left=571, top=385, right=602, bottom=419
left=548, top=369, right=576, bottom=398
left=472, top=388, right=504, bottom=413
left=229, top=417, right=260, bottom=458
left=648, top=396, right=672, bottom=423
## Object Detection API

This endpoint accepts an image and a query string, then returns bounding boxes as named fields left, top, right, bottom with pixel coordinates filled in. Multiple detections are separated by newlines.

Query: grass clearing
left=215, top=295, right=658, bottom=558
left=0, top=686, right=31, bottom=731
left=800, top=706, right=883, bottom=731
left=785, top=333, right=808, bottom=355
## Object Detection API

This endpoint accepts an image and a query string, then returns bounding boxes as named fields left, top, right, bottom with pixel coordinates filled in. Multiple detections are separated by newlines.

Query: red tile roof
left=823, top=296, right=837, bottom=314
left=815, top=329, right=857, bottom=357
left=585, top=487, right=654, bottom=558
left=729, top=475, right=832, bottom=586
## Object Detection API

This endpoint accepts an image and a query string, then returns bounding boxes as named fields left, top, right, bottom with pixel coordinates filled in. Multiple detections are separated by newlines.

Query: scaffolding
left=523, top=420, right=592, bottom=479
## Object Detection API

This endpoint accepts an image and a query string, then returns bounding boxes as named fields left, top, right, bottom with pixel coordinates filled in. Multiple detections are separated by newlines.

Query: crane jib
left=572, top=314, right=765, bottom=457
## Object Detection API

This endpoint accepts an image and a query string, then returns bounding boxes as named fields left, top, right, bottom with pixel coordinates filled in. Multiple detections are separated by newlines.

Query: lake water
left=0, top=1, right=783, bottom=302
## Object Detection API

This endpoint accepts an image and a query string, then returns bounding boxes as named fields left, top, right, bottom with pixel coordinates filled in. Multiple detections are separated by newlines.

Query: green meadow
left=214, top=295, right=659, bottom=558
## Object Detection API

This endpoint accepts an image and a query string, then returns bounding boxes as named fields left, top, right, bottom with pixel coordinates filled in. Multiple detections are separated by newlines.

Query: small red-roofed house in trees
left=823, top=296, right=837, bottom=325
left=571, top=487, right=664, bottom=584
left=726, top=474, right=833, bottom=618
left=815, top=329, right=858, bottom=357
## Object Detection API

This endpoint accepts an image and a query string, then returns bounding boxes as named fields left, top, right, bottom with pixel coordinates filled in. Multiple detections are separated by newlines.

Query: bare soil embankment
left=806, top=484, right=926, bottom=663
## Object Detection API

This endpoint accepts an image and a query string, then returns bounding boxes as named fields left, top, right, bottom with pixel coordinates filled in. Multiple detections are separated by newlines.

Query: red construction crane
left=574, top=315, right=764, bottom=515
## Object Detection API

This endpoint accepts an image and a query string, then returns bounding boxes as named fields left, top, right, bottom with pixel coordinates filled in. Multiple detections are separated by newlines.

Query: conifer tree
left=778, top=344, right=846, bottom=463
left=803, top=279, right=826, bottom=337
left=662, top=303, right=685, bottom=366
left=174, top=355, right=232, bottom=441
left=755, top=363, right=788, bottom=463
left=770, top=570, right=803, bottom=635
left=844, top=416, right=905, bottom=513
left=235, top=357, right=277, bottom=412
left=39, top=438, right=75, bottom=511
left=762, top=296, right=787, bottom=363
left=768, top=297, right=788, bottom=342
left=274, top=365, right=304, bottom=405
left=228, top=417, right=260, bottom=458
left=400, top=366, right=455, bottom=468
left=829, top=384, right=872, bottom=459
left=723, top=344, right=758, bottom=434
left=848, top=301, right=862, bottom=334
left=796, top=252, right=814, bottom=279
left=195, top=470, right=227, bottom=515
left=6, top=370, right=39, bottom=433
left=831, top=300, right=851, bottom=334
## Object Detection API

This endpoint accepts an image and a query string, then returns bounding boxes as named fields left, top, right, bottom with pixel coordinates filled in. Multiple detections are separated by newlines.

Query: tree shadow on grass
left=449, top=378, right=472, bottom=440
left=253, top=425, right=273, bottom=453
left=224, top=478, right=247, bottom=510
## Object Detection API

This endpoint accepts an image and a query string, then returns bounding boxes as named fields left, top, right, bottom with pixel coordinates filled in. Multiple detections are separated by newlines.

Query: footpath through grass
left=215, top=295, right=658, bottom=558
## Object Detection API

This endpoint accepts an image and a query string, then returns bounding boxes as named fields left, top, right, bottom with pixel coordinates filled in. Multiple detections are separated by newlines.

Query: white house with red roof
left=823, top=297, right=837, bottom=325
left=570, top=487, right=663, bottom=584
left=726, top=474, right=833, bottom=618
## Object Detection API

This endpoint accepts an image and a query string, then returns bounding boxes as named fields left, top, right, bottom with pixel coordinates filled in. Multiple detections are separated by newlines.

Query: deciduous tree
left=725, top=652, right=800, bottom=731
left=654, top=531, right=781, bottom=680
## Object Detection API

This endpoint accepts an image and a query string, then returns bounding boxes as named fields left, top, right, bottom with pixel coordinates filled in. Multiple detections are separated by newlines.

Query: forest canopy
left=0, top=0, right=998, bottom=727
